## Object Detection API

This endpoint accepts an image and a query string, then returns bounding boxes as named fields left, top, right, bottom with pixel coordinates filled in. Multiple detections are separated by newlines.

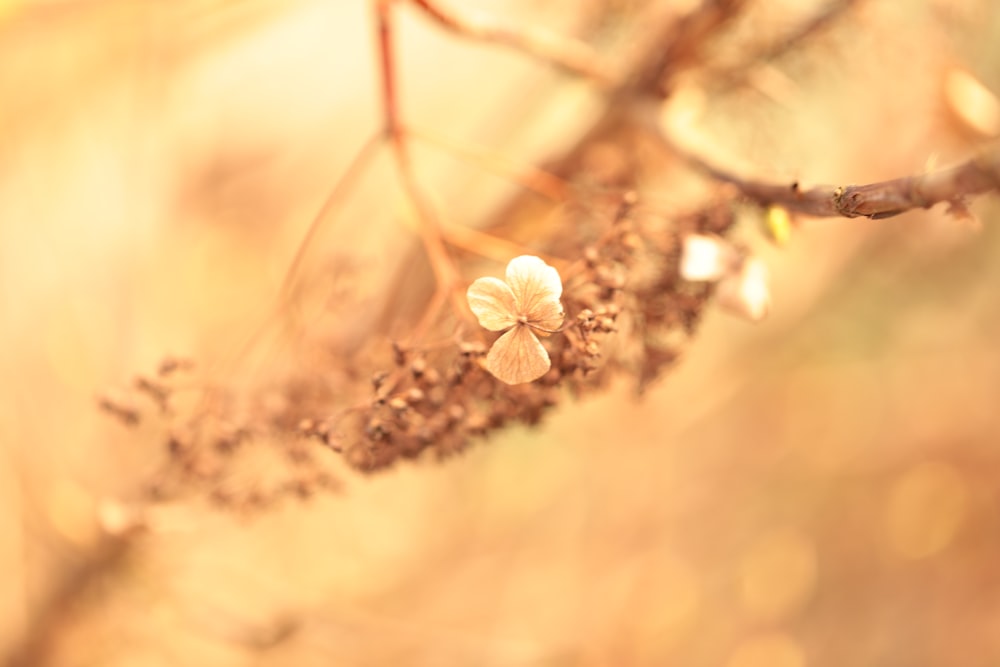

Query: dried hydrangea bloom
left=467, top=255, right=564, bottom=384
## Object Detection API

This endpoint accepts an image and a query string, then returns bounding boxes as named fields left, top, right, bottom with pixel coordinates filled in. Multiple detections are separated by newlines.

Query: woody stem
left=376, top=0, right=467, bottom=327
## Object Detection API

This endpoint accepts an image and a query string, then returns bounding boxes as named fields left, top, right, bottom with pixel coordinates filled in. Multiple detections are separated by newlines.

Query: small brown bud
left=595, top=265, right=626, bottom=290
left=416, top=426, right=436, bottom=444
left=540, top=367, right=562, bottom=386
left=345, top=444, right=374, bottom=470
left=466, top=412, right=489, bottom=434
left=458, top=341, right=487, bottom=356
left=398, top=435, right=424, bottom=458
left=420, top=367, right=442, bottom=387
left=366, top=418, right=390, bottom=441
left=427, top=385, right=447, bottom=407
left=446, top=403, right=466, bottom=425
left=167, top=430, right=191, bottom=455
left=621, top=231, right=642, bottom=251
left=392, top=341, right=407, bottom=366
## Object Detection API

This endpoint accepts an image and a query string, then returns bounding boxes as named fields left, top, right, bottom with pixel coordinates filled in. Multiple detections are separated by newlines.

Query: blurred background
left=2, top=0, right=1000, bottom=665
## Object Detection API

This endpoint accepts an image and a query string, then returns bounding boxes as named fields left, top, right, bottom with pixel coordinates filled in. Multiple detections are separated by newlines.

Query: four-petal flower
left=466, top=255, right=564, bottom=384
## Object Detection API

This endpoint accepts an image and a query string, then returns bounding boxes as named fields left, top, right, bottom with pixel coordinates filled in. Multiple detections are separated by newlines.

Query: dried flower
left=466, top=255, right=564, bottom=384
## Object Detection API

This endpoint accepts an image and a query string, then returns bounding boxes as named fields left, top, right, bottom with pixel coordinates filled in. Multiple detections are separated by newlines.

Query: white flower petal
left=716, top=257, right=770, bottom=321
left=467, top=277, right=518, bottom=331
left=680, top=234, right=740, bottom=282
left=505, top=255, right=563, bottom=320
left=485, top=325, right=551, bottom=384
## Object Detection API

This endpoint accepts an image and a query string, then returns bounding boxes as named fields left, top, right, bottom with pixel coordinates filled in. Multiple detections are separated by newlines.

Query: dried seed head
left=372, top=371, right=390, bottom=390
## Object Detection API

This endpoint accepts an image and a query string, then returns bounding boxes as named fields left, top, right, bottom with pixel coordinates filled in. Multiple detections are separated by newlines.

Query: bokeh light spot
left=739, top=529, right=817, bottom=621
left=885, top=461, right=968, bottom=559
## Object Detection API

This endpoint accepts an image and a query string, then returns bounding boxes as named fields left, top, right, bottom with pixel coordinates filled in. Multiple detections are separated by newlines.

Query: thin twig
left=440, top=221, right=567, bottom=269
left=278, top=133, right=383, bottom=305
left=405, top=125, right=576, bottom=265
left=216, top=133, right=383, bottom=376
left=623, top=0, right=748, bottom=99
left=404, top=0, right=616, bottom=86
left=407, top=126, right=570, bottom=202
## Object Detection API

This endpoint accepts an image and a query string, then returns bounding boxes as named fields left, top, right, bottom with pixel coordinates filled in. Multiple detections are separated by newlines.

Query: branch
left=404, top=0, right=616, bottom=86
left=684, top=145, right=1000, bottom=219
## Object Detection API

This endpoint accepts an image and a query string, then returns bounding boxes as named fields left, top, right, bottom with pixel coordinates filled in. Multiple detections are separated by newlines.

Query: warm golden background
left=2, top=0, right=999, bottom=665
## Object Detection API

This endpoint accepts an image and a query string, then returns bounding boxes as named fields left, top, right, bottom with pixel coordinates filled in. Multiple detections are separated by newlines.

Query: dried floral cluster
left=100, top=192, right=743, bottom=504
left=318, top=194, right=739, bottom=473
left=101, top=359, right=344, bottom=511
